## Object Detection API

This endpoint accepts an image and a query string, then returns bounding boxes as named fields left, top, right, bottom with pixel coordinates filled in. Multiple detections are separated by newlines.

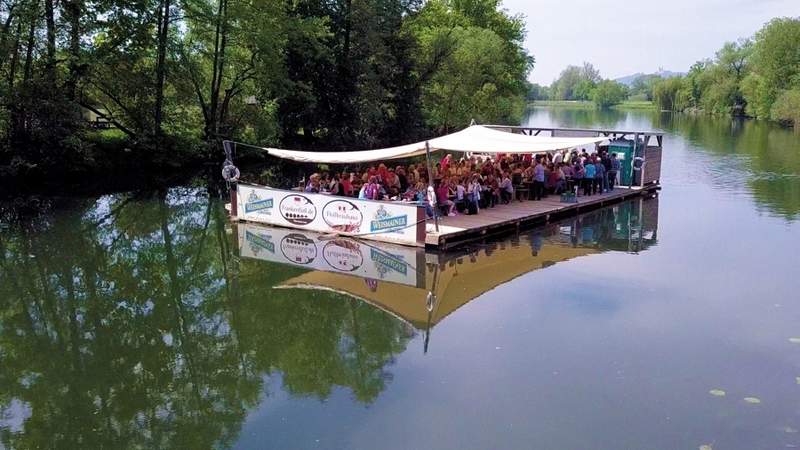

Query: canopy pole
left=425, top=141, right=439, bottom=232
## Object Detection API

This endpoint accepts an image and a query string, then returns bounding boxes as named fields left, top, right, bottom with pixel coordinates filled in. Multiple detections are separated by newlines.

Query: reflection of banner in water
left=238, top=223, right=422, bottom=287
left=236, top=183, right=424, bottom=246
left=245, top=229, right=275, bottom=254
left=371, top=248, right=407, bottom=276
left=323, top=240, right=364, bottom=272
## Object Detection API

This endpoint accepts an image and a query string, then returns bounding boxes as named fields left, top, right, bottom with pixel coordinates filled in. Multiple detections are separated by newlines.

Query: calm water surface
left=1, top=108, right=799, bottom=449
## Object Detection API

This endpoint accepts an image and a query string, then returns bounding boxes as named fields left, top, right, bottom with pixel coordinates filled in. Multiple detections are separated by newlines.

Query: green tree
left=574, top=79, right=597, bottom=101
left=770, top=89, right=800, bottom=126
left=526, top=82, right=550, bottom=101
left=408, top=0, right=532, bottom=132
left=629, top=74, right=661, bottom=101
left=742, top=17, right=800, bottom=119
left=1, top=0, right=538, bottom=182
left=551, top=62, right=601, bottom=100
left=653, top=76, right=688, bottom=111
left=683, top=60, right=712, bottom=108
left=591, top=80, right=627, bottom=108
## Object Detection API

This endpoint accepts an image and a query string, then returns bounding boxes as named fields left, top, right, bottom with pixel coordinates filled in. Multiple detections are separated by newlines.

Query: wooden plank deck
left=425, top=186, right=655, bottom=249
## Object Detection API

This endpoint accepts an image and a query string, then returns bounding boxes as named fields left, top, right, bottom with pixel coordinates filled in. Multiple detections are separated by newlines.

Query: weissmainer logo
left=279, top=194, right=317, bottom=225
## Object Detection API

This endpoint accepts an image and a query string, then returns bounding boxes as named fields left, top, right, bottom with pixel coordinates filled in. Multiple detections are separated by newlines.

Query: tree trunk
left=335, top=0, right=352, bottom=134
left=64, top=0, right=82, bottom=100
left=206, top=0, right=228, bottom=142
left=43, top=0, right=56, bottom=86
left=153, top=0, right=171, bottom=141
left=0, top=6, right=16, bottom=75
left=12, top=5, right=37, bottom=139
left=22, top=1, right=36, bottom=83
left=6, top=20, right=21, bottom=91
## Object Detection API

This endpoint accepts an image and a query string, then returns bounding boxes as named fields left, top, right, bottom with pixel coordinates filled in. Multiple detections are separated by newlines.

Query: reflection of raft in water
left=239, top=195, right=659, bottom=351
left=241, top=225, right=630, bottom=324
left=276, top=242, right=600, bottom=329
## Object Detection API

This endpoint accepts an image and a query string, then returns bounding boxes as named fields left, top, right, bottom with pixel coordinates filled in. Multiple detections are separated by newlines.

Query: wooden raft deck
left=425, top=186, right=657, bottom=249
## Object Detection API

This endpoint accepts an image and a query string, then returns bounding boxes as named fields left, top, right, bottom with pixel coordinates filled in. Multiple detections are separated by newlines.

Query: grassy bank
left=531, top=100, right=655, bottom=110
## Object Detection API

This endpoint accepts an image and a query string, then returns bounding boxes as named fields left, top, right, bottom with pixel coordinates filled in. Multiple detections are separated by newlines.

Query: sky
left=502, top=0, right=799, bottom=84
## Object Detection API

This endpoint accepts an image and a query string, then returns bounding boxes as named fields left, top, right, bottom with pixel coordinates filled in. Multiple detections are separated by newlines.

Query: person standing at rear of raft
left=595, top=158, right=606, bottom=194
left=533, top=156, right=545, bottom=200
left=609, top=153, right=620, bottom=190
left=584, top=159, right=596, bottom=196
left=574, top=161, right=584, bottom=196
left=601, top=152, right=612, bottom=192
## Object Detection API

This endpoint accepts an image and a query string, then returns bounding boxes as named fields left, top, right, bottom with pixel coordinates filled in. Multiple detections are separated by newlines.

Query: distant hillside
left=615, top=70, right=684, bottom=86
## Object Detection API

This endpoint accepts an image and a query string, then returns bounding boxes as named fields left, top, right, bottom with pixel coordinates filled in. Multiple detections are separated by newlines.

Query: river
left=0, top=107, right=798, bottom=449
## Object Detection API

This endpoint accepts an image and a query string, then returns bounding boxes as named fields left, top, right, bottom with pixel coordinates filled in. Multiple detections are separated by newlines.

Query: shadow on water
left=0, top=184, right=658, bottom=447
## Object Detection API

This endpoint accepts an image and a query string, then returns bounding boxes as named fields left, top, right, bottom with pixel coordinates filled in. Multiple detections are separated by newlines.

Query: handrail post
left=631, top=133, right=639, bottom=187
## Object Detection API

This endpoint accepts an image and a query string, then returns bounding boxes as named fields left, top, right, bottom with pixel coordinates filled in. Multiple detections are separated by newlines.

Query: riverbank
left=0, top=130, right=212, bottom=197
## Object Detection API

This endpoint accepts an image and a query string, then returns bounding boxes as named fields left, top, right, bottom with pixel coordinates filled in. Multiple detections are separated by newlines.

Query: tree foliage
left=629, top=74, right=661, bottom=101
left=407, top=0, right=533, bottom=132
left=526, top=82, right=550, bottom=101
left=653, top=77, right=688, bottom=111
left=652, top=17, right=800, bottom=127
left=0, top=0, right=532, bottom=179
left=591, top=80, right=627, bottom=108
left=550, top=62, right=600, bottom=100
left=742, top=17, right=800, bottom=121
left=770, top=88, right=800, bottom=126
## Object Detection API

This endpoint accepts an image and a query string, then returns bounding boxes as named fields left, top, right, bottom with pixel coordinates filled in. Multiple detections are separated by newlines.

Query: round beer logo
left=280, top=195, right=317, bottom=225
left=323, top=240, right=364, bottom=272
left=322, top=199, right=363, bottom=233
left=280, top=233, right=317, bottom=264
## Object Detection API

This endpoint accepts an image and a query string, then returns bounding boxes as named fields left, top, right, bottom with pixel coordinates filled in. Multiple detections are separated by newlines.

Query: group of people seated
left=302, top=148, right=623, bottom=218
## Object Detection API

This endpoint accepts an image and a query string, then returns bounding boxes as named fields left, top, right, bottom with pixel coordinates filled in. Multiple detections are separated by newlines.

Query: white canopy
left=260, top=125, right=606, bottom=164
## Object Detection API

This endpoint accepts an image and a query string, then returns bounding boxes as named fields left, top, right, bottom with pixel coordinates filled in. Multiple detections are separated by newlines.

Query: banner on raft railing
left=236, top=183, right=426, bottom=246
left=237, top=223, right=425, bottom=288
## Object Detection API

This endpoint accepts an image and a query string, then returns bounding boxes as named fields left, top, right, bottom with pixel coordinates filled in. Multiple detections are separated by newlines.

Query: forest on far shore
left=0, top=0, right=532, bottom=185
left=527, top=17, right=800, bottom=127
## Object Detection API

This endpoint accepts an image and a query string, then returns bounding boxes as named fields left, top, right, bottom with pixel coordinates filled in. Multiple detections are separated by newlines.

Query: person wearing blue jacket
left=583, top=159, right=596, bottom=196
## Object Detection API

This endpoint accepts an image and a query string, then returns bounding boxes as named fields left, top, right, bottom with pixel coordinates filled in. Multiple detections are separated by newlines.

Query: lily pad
left=743, top=397, right=762, bottom=404
left=708, top=389, right=726, bottom=397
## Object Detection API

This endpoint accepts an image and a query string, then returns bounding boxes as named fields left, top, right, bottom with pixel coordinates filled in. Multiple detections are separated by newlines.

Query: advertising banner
left=236, top=183, right=425, bottom=246
left=237, top=223, right=426, bottom=288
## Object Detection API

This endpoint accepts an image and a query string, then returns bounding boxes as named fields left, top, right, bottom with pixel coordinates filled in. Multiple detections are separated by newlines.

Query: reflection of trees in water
left=530, top=107, right=627, bottom=129
left=0, top=188, right=411, bottom=448
left=653, top=112, right=800, bottom=220
left=525, top=107, right=800, bottom=220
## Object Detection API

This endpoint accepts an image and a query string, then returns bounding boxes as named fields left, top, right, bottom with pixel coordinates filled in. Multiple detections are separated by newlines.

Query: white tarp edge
left=261, top=125, right=606, bottom=164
